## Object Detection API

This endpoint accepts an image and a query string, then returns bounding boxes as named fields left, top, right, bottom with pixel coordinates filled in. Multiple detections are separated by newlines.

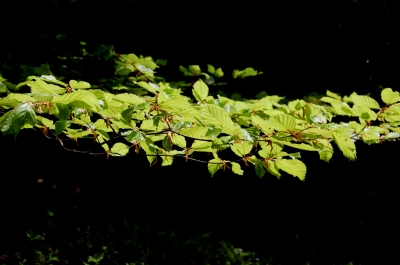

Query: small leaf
left=172, top=133, right=186, bottom=148
left=188, top=65, right=201, bottom=75
left=254, top=159, right=266, bottom=178
left=265, top=160, right=281, bottom=178
left=326, top=90, right=341, bottom=100
left=208, top=158, right=222, bottom=176
left=381, top=88, right=400, bottom=105
left=55, top=120, right=71, bottom=136
left=230, top=141, right=253, bottom=157
left=110, top=143, right=130, bottom=156
left=207, top=64, right=215, bottom=74
left=137, top=81, right=158, bottom=94
left=162, top=135, right=172, bottom=151
left=69, top=80, right=91, bottom=89
left=192, top=79, right=209, bottom=102
left=231, top=162, right=243, bottom=175
left=121, top=53, right=139, bottom=63
left=214, top=68, right=224, bottom=78
left=125, top=130, right=146, bottom=141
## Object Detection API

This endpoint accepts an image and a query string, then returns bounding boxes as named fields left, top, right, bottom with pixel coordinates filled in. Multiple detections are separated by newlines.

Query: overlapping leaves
left=2, top=56, right=400, bottom=181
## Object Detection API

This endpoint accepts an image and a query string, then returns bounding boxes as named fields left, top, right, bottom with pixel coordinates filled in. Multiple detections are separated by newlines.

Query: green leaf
left=201, top=104, right=241, bottom=136
left=254, top=159, right=266, bottom=178
left=137, top=81, right=158, bottom=94
left=40, top=75, right=67, bottom=87
left=331, top=131, right=357, bottom=161
left=269, top=114, right=296, bottom=132
left=125, top=130, right=146, bottom=141
left=69, top=80, right=91, bottom=89
left=172, top=133, right=186, bottom=148
left=230, top=141, right=253, bottom=157
left=0, top=111, right=13, bottom=134
left=26, top=79, right=65, bottom=95
left=214, top=68, right=224, bottom=78
left=231, top=162, right=243, bottom=175
left=6, top=93, right=36, bottom=102
left=115, top=93, right=146, bottom=105
left=178, top=127, right=209, bottom=139
left=265, top=160, right=281, bottom=178
left=208, top=158, right=222, bottom=176
left=55, top=120, right=71, bottom=136
left=275, top=159, right=306, bottom=181
left=192, top=79, right=209, bottom=102
left=160, top=98, right=191, bottom=112
left=191, top=140, right=216, bottom=152
left=326, top=90, right=341, bottom=100
left=162, top=135, right=172, bottom=151
left=352, top=95, right=380, bottom=109
left=207, top=64, right=215, bottom=74
left=0, top=103, right=36, bottom=138
left=121, top=53, right=139, bottom=63
left=55, top=103, right=71, bottom=120
left=251, top=115, right=274, bottom=134
left=188, top=65, right=201, bottom=75
left=51, top=90, right=100, bottom=111
left=110, top=143, right=130, bottom=156
left=381, top=88, right=400, bottom=105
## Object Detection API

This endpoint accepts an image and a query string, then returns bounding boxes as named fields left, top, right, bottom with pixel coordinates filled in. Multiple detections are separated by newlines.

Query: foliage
left=1, top=47, right=400, bottom=180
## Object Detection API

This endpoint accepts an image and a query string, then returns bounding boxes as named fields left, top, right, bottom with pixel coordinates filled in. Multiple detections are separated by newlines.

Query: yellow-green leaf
left=381, top=88, right=400, bottom=105
left=69, top=80, right=91, bottom=89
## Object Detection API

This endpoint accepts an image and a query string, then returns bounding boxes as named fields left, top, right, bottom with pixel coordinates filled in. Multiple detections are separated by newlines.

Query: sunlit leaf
left=381, top=88, right=400, bottom=105
left=275, top=159, right=306, bottom=181
left=110, top=143, right=130, bottom=156
left=231, top=162, right=243, bottom=175
left=69, top=80, right=91, bottom=89
left=192, top=79, right=209, bottom=102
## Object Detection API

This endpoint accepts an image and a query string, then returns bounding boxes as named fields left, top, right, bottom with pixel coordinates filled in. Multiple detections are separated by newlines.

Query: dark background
left=2, top=0, right=400, bottom=98
left=2, top=0, right=400, bottom=264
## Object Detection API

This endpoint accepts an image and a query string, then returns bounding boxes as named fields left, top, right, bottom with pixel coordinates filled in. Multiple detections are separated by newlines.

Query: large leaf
left=201, top=104, right=241, bottom=136
left=192, top=79, right=209, bottom=102
left=137, top=81, right=158, bottom=94
left=251, top=115, right=274, bottom=134
left=51, top=90, right=100, bottom=111
left=0, top=102, right=36, bottom=138
left=352, top=95, right=380, bottom=109
left=269, top=114, right=296, bottom=132
left=115, top=93, right=146, bottom=105
left=27, top=79, right=65, bottom=95
left=381, top=88, right=400, bottom=105
left=160, top=98, right=191, bottom=112
left=331, top=131, right=357, bottom=160
left=178, top=127, right=209, bottom=140
left=275, top=159, right=306, bottom=181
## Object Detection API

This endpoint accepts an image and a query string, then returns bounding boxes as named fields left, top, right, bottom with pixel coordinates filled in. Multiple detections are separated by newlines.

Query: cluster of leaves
left=1, top=50, right=400, bottom=180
